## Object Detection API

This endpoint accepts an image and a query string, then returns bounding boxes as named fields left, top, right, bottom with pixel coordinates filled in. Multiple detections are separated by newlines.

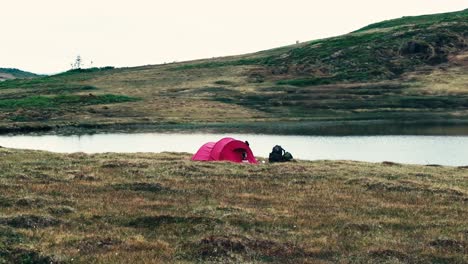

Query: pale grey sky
left=1, top=0, right=467, bottom=74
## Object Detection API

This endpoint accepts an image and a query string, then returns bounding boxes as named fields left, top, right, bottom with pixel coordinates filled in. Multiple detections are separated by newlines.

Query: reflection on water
left=190, top=121, right=468, bottom=136
left=304, top=122, right=468, bottom=136
left=0, top=133, right=467, bottom=166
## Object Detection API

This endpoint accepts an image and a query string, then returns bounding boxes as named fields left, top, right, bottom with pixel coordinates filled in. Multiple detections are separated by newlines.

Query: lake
left=1, top=133, right=467, bottom=166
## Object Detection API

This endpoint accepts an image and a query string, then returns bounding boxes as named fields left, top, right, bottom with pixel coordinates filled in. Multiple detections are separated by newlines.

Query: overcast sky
left=1, top=0, right=467, bottom=74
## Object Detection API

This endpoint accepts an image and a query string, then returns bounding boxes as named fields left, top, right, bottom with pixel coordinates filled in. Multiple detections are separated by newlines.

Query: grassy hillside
left=1, top=9, right=467, bottom=134
left=0, top=68, right=40, bottom=82
left=0, top=148, right=466, bottom=263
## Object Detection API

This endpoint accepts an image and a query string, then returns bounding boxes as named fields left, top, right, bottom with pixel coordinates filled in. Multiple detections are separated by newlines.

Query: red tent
left=192, top=137, right=257, bottom=164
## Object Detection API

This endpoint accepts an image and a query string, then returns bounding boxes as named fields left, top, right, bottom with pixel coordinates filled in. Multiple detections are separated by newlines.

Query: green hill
left=0, top=9, right=467, bottom=134
left=0, top=68, right=40, bottom=81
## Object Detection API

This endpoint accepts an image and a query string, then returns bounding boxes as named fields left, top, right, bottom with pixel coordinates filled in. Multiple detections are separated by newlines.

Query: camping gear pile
left=268, top=145, right=293, bottom=163
left=192, top=138, right=293, bottom=164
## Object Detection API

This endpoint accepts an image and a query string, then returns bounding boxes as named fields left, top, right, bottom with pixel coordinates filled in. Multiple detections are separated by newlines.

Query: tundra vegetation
left=0, top=148, right=467, bottom=263
left=0, top=10, right=467, bottom=134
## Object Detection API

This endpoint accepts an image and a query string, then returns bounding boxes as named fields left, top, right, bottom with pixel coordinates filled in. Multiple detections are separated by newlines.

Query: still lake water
left=0, top=133, right=467, bottom=166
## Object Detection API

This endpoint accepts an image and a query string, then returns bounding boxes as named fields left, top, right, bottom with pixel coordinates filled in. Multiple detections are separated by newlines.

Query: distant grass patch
left=0, top=226, right=23, bottom=247
left=0, top=86, right=98, bottom=99
left=0, top=68, right=40, bottom=79
left=0, top=94, right=139, bottom=109
left=170, top=58, right=263, bottom=71
left=59, top=66, right=115, bottom=76
left=60, top=85, right=97, bottom=93
left=112, top=182, right=175, bottom=193
left=0, top=77, right=99, bottom=91
left=213, top=80, right=234, bottom=86
left=277, top=77, right=334, bottom=87
left=127, top=215, right=220, bottom=229
left=0, top=215, right=61, bottom=228
left=355, top=9, right=468, bottom=32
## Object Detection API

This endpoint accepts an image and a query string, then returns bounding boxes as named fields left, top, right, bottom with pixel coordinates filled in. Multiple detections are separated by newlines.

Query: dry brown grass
left=81, top=64, right=270, bottom=123
left=0, top=148, right=467, bottom=263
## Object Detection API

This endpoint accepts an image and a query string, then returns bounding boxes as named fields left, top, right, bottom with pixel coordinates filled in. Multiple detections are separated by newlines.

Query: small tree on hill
left=71, top=55, right=82, bottom=69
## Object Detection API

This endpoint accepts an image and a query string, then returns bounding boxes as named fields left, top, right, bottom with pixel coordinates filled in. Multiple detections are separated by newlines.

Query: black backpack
left=283, top=151, right=293, bottom=161
left=269, top=145, right=285, bottom=163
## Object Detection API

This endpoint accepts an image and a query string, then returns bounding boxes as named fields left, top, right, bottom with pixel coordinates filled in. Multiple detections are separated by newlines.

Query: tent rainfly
left=192, top=137, right=257, bottom=164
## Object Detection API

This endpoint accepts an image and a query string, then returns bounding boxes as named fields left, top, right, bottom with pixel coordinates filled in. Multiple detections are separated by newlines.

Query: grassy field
left=0, top=9, right=467, bottom=134
left=0, top=147, right=467, bottom=263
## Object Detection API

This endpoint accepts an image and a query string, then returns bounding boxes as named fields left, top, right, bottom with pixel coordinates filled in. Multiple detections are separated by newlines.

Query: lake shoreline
left=2, top=119, right=468, bottom=136
left=1, top=133, right=467, bottom=166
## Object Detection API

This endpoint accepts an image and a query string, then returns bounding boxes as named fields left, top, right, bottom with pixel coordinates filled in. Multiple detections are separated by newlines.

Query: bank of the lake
left=3, top=120, right=468, bottom=136
left=1, top=132, right=468, bottom=166
left=0, top=148, right=467, bottom=263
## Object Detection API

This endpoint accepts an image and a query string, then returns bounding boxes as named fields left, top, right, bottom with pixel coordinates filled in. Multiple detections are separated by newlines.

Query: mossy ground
left=0, top=148, right=466, bottom=263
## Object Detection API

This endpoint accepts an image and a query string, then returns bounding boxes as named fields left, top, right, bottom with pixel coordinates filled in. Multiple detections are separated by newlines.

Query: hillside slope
left=0, top=9, right=467, bottom=134
left=0, top=68, right=40, bottom=82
